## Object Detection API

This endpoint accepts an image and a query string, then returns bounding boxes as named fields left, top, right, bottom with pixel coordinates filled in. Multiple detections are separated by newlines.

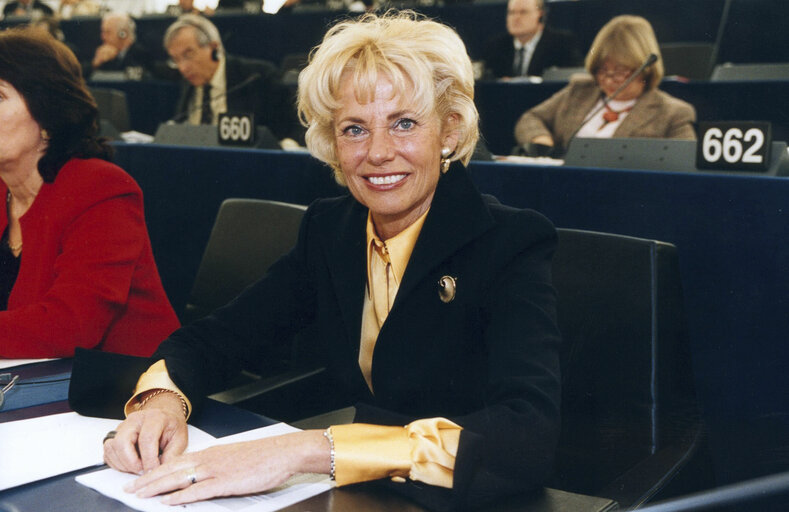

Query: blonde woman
left=515, top=15, right=696, bottom=156
left=103, top=12, right=561, bottom=509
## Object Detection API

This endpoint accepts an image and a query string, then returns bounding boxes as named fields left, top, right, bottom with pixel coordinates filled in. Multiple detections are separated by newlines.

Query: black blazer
left=483, top=26, right=582, bottom=79
left=175, top=54, right=301, bottom=141
left=156, top=164, right=561, bottom=510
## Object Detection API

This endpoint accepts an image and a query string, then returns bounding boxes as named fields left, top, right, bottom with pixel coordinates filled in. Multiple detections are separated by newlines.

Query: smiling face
left=0, top=79, right=45, bottom=174
left=333, top=73, right=458, bottom=239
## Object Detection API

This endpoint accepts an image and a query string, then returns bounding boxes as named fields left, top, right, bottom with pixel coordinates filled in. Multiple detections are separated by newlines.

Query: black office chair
left=183, top=198, right=307, bottom=325
left=541, top=66, right=589, bottom=82
left=659, top=43, right=715, bottom=80
left=280, top=52, right=309, bottom=85
left=90, top=87, right=131, bottom=133
left=711, top=62, right=789, bottom=81
left=550, top=228, right=705, bottom=509
left=182, top=199, right=332, bottom=412
left=635, top=469, right=789, bottom=512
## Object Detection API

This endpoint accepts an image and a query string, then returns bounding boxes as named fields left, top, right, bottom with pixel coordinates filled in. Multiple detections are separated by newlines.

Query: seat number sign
left=218, top=113, right=256, bottom=146
left=696, top=121, right=771, bottom=172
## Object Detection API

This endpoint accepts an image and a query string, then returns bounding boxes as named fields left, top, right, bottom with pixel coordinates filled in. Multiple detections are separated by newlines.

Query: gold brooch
left=438, top=275, right=457, bottom=303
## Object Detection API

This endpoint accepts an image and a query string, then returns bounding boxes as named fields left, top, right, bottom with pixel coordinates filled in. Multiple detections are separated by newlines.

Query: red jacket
left=0, top=158, right=180, bottom=357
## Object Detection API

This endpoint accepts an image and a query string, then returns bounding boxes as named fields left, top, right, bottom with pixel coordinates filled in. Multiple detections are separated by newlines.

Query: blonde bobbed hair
left=297, top=11, right=479, bottom=184
left=585, top=15, right=664, bottom=91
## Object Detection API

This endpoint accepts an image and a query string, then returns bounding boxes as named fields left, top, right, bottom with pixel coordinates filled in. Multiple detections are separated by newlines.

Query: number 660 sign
left=696, top=121, right=771, bottom=172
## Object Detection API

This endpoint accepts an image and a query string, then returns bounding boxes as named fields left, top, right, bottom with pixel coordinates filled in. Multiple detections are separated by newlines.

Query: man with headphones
left=85, top=12, right=153, bottom=79
left=163, top=14, right=301, bottom=144
left=482, top=0, right=581, bottom=79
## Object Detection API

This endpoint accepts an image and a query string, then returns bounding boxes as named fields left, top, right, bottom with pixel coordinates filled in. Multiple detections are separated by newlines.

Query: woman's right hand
left=103, top=392, right=188, bottom=475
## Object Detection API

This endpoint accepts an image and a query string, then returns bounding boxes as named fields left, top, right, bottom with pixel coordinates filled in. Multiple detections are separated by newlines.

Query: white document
left=76, top=423, right=333, bottom=512
left=0, top=358, right=56, bottom=369
left=0, top=412, right=216, bottom=491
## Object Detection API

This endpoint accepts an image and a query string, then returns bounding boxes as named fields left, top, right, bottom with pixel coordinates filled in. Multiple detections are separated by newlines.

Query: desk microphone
left=558, top=53, right=658, bottom=155
left=168, top=72, right=262, bottom=124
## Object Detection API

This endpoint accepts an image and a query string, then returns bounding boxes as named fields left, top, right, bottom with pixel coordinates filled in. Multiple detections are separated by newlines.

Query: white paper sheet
left=0, top=412, right=216, bottom=491
left=76, top=423, right=333, bottom=512
left=0, top=358, right=56, bottom=369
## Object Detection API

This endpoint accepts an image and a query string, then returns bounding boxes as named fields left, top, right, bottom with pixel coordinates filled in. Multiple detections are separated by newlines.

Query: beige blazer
left=514, top=76, right=697, bottom=153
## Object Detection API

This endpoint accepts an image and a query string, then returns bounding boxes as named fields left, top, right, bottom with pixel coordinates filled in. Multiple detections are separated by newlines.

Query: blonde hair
left=297, top=11, right=479, bottom=184
left=585, top=15, right=664, bottom=91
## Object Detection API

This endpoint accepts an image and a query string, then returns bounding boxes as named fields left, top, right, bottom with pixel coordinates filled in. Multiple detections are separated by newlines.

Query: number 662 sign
left=696, top=121, right=771, bottom=172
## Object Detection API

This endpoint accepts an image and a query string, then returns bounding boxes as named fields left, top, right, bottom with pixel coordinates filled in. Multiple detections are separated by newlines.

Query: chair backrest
left=659, top=42, right=716, bottom=80
left=711, top=62, right=789, bottom=81
left=183, top=198, right=306, bottom=324
left=90, top=87, right=131, bottom=133
left=542, top=66, right=589, bottom=82
left=153, top=123, right=280, bottom=149
left=550, top=228, right=696, bottom=497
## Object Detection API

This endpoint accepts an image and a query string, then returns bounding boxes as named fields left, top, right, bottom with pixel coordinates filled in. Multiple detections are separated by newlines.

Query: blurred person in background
left=514, top=15, right=696, bottom=157
left=84, top=12, right=154, bottom=79
left=483, top=0, right=581, bottom=79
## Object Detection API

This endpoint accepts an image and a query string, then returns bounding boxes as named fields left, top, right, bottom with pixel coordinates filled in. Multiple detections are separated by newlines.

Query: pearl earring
left=440, top=147, right=452, bottom=174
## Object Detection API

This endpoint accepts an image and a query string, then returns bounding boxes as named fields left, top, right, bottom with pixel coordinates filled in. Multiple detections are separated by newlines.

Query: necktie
left=200, top=84, right=212, bottom=125
left=514, top=47, right=525, bottom=76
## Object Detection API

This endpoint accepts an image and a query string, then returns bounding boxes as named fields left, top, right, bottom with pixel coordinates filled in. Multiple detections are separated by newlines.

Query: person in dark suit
left=514, top=15, right=696, bottom=156
left=164, top=14, right=300, bottom=144
left=2, top=0, right=53, bottom=16
left=102, top=12, right=561, bottom=511
left=84, top=13, right=153, bottom=79
left=483, top=0, right=581, bottom=79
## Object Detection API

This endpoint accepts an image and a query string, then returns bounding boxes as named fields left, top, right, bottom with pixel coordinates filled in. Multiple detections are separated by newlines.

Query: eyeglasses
left=168, top=47, right=201, bottom=68
left=596, top=67, right=633, bottom=81
left=0, top=373, right=20, bottom=410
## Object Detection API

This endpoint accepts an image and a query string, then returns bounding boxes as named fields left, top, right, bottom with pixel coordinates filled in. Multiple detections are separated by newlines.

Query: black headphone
left=177, top=17, right=221, bottom=61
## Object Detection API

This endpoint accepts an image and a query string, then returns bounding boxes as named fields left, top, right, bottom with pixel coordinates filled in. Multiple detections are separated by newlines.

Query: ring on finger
left=103, top=430, right=117, bottom=444
left=185, top=466, right=198, bottom=485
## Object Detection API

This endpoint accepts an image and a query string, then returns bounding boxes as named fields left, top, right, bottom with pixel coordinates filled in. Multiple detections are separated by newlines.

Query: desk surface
left=0, top=365, right=617, bottom=512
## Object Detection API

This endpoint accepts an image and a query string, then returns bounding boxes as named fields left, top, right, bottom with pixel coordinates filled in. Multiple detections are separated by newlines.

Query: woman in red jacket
left=0, top=27, right=180, bottom=358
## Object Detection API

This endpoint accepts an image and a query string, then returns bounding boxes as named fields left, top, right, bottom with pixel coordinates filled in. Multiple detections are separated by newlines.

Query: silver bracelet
left=323, top=428, right=336, bottom=481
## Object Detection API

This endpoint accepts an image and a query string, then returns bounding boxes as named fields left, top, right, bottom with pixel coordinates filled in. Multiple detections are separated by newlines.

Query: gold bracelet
left=138, top=389, right=188, bottom=418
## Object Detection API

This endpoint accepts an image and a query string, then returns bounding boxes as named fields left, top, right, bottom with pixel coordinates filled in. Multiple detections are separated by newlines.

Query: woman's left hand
left=123, top=430, right=329, bottom=505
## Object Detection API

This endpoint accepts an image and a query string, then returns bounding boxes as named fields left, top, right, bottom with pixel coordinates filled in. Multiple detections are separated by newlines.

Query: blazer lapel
left=615, top=89, right=659, bottom=136
left=322, top=198, right=368, bottom=355
left=392, top=164, right=494, bottom=310
left=561, top=81, right=602, bottom=147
